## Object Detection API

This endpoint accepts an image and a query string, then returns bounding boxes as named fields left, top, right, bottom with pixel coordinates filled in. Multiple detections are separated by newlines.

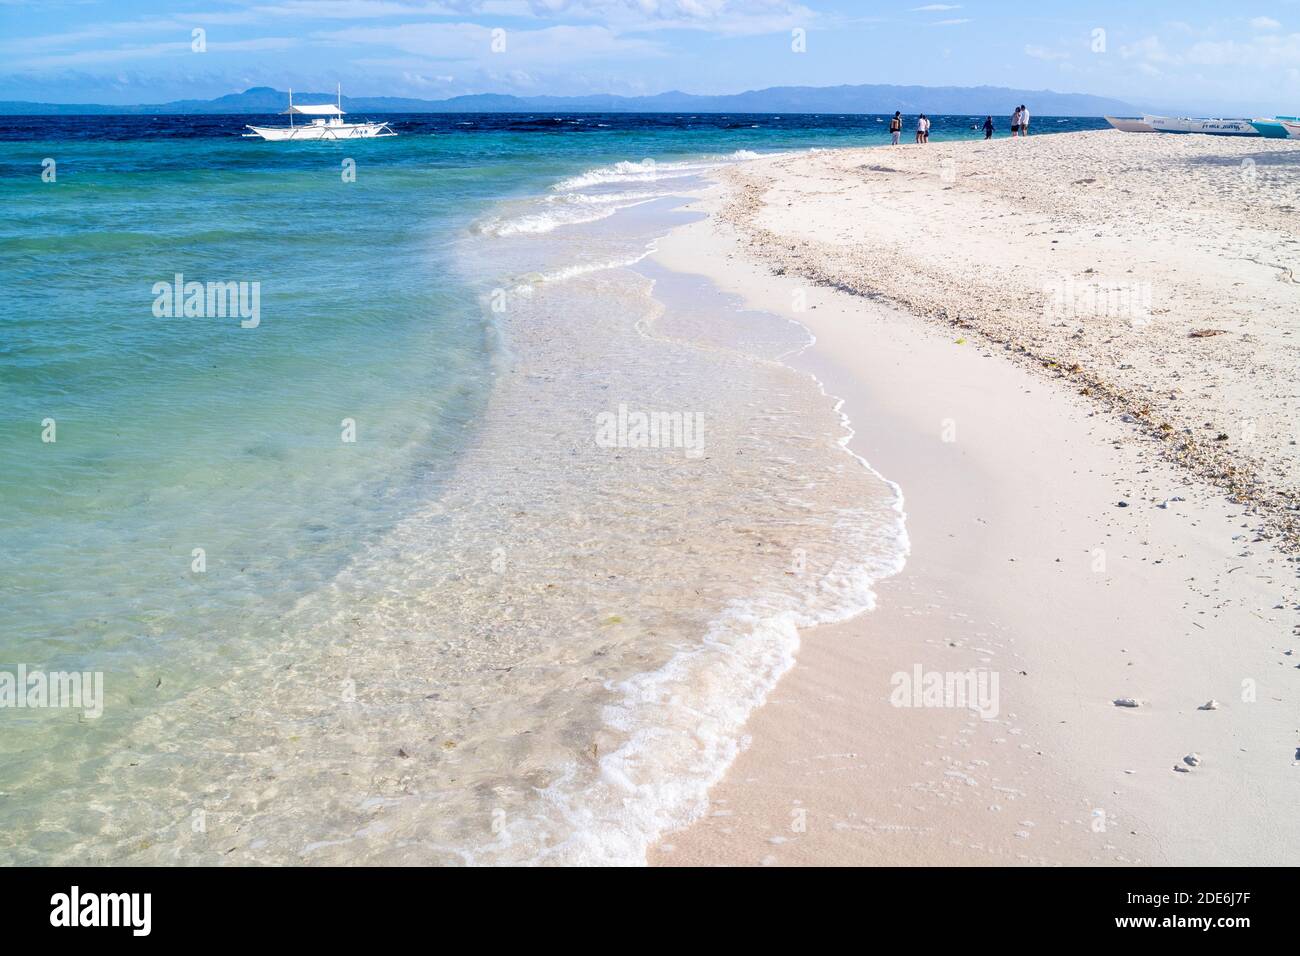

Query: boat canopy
left=283, top=103, right=345, bottom=116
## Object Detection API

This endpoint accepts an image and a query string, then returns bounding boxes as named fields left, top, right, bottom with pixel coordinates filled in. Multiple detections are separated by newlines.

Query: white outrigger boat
left=1142, top=115, right=1259, bottom=136
left=243, top=85, right=395, bottom=141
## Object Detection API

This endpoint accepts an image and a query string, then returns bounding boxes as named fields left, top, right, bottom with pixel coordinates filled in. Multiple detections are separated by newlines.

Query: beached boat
left=1143, top=115, right=1259, bottom=136
left=1250, top=117, right=1293, bottom=138
left=1269, top=118, right=1300, bottom=139
left=243, top=86, right=395, bottom=141
left=1104, top=116, right=1155, bottom=133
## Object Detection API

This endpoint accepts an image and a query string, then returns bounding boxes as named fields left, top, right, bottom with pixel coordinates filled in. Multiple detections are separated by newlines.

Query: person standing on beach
left=1020, top=105, right=1030, bottom=136
left=890, top=111, right=902, bottom=145
left=1011, top=105, right=1022, bottom=138
left=983, top=115, right=994, bottom=140
left=916, top=114, right=927, bottom=143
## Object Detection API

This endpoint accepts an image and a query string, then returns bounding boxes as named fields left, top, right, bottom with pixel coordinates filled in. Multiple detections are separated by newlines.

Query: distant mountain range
left=0, top=84, right=1138, bottom=117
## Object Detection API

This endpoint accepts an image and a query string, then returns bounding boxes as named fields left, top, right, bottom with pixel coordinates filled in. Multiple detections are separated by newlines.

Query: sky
left=1, top=0, right=1299, bottom=112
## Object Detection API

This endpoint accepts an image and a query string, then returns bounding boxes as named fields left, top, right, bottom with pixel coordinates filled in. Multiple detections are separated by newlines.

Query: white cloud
left=1186, top=32, right=1300, bottom=67
left=313, top=20, right=665, bottom=66
left=249, top=1, right=463, bottom=18
left=10, top=36, right=301, bottom=70
left=4, top=0, right=818, bottom=59
left=1025, top=44, right=1069, bottom=61
left=2, top=0, right=812, bottom=77
left=912, top=4, right=961, bottom=10
left=1119, top=35, right=1178, bottom=65
left=533, top=0, right=817, bottom=35
left=1249, top=16, right=1281, bottom=32
left=259, top=0, right=807, bottom=29
left=398, top=69, right=455, bottom=86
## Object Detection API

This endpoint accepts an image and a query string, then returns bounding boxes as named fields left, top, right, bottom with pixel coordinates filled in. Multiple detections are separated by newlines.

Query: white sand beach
left=648, top=130, right=1300, bottom=866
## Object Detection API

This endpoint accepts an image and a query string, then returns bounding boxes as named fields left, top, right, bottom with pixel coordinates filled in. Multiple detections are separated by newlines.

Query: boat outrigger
left=243, top=85, right=396, bottom=141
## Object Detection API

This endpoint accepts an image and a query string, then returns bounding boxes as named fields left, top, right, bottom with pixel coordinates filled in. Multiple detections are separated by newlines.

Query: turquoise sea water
left=0, top=113, right=1107, bottom=863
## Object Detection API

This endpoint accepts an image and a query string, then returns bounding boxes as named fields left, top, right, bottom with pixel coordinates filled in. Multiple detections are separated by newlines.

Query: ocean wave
left=479, top=151, right=776, bottom=238
left=475, top=203, right=622, bottom=237
left=511, top=247, right=657, bottom=292
left=550, top=151, right=772, bottom=192
left=545, top=189, right=669, bottom=206
left=523, top=505, right=908, bottom=866
left=550, top=160, right=714, bottom=192
left=476, top=190, right=667, bottom=237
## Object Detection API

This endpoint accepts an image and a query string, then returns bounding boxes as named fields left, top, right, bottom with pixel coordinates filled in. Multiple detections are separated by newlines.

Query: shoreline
left=646, top=132, right=1299, bottom=866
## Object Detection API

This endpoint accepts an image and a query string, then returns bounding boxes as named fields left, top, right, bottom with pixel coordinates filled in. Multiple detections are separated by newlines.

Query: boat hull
left=243, top=121, right=395, bottom=141
left=1105, top=116, right=1155, bottom=133
left=1251, top=118, right=1292, bottom=139
left=1280, top=121, right=1300, bottom=140
left=1143, top=116, right=1260, bottom=136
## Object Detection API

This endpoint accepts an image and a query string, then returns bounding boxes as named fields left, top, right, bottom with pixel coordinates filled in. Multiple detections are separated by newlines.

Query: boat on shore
left=1143, top=115, right=1259, bottom=136
left=1105, top=116, right=1155, bottom=133
left=1250, top=117, right=1294, bottom=138
left=1282, top=120, right=1300, bottom=140
left=243, top=85, right=396, bottom=141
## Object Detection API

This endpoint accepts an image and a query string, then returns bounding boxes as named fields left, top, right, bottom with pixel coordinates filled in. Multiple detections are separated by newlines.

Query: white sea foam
left=476, top=203, right=622, bottom=237
left=519, top=507, right=908, bottom=866
left=511, top=246, right=657, bottom=292
left=550, top=160, right=711, bottom=192
left=477, top=191, right=668, bottom=237
left=480, top=151, right=777, bottom=238
left=550, top=151, right=775, bottom=192
left=545, top=189, right=668, bottom=206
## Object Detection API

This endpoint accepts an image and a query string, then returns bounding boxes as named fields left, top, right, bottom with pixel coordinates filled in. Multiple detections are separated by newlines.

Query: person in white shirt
left=1011, top=106, right=1022, bottom=137
left=916, top=114, right=927, bottom=143
left=1020, top=105, right=1030, bottom=136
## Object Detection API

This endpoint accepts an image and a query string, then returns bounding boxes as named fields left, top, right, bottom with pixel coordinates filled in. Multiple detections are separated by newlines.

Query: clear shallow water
left=0, top=113, right=1101, bottom=863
